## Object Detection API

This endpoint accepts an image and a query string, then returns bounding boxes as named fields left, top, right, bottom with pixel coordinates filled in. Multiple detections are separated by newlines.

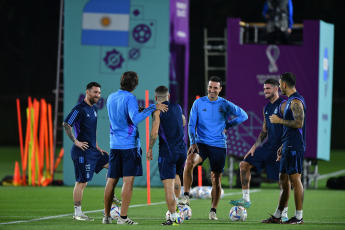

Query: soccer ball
left=103, top=204, right=121, bottom=220
left=166, top=210, right=184, bottom=224
left=110, top=204, right=121, bottom=220
left=229, top=206, right=247, bottom=221
left=175, top=211, right=184, bottom=224
left=178, top=204, right=192, bottom=220
left=203, top=186, right=212, bottom=199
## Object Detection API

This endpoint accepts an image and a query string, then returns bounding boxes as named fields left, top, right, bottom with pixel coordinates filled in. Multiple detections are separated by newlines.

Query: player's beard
left=88, top=97, right=99, bottom=105
left=265, top=92, right=274, bottom=100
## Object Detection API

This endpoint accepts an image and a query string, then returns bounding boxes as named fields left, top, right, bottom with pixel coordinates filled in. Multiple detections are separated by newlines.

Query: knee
left=185, top=156, right=197, bottom=170
left=76, top=182, right=87, bottom=189
left=240, top=161, right=250, bottom=172
left=211, top=173, right=222, bottom=186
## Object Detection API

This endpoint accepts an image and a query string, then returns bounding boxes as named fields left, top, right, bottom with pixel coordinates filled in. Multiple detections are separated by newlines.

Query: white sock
left=282, top=207, right=288, bottom=218
left=295, top=210, right=303, bottom=220
left=242, top=189, right=250, bottom=202
left=273, top=208, right=282, bottom=218
left=170, top=212, right=177, bottom=221
left=74, top=206, right=82, bottom=216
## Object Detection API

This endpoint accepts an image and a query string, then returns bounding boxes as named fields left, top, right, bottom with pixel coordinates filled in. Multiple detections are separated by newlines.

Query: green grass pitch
left=1, top=148, right=345, bottom=229
left=1, top=186, right=345, bottom=229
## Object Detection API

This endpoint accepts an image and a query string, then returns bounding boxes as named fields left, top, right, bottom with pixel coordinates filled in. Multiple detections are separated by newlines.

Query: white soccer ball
left=178, top=204, right=192, bottom=220
left=175, top=211, right=184, bottom=224
left=166, top=210, right=184, bottom=224
left=203, top=186, right=212, bottom=199
left=103, top=204, right=121, bottom=220
left=190, top=186, right=199, bottom=198
left=229, top=206, right=247, bottom=221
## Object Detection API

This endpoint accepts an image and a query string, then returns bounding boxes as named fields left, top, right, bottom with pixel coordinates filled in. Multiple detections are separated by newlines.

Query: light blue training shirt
left=107, top=89, right=156, bottom=149
left=188, top=96, right=248, bottom=148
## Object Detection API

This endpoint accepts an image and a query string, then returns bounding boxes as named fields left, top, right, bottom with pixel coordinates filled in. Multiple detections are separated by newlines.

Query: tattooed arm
left=62, top=122, right=89, bottom=151
left=270, top=99, right=304, bottom=129
left=146, top=110, right=161, bottom=160
left=244, top=108, right=267, bottom=159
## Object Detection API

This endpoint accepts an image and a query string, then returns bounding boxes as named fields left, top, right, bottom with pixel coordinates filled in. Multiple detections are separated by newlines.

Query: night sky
left=1, top=0, right=344, bottom=148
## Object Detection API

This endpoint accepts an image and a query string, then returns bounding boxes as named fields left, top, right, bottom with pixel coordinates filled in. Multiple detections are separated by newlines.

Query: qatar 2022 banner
left=63, top=0, right=189, bottom=186
left=226, top=18, right=334, bottom=161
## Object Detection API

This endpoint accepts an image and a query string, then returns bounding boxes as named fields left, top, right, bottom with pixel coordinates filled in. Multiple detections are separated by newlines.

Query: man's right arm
left=254, top=109, right=268, bottom=148
left=62, top=122, right=77, bottom=143
left=62, top=122, right=88, bottom=151
left=146, top=110, right=161, bottom=160
left=188, top=101, right=198, bottom=145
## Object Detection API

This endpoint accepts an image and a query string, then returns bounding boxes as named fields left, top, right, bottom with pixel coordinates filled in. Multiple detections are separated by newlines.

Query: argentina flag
left=82, top=0, right=130, bottom=46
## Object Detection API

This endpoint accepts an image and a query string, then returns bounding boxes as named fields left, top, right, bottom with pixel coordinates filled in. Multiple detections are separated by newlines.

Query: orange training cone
left=13, top=161, right=21, bottom=186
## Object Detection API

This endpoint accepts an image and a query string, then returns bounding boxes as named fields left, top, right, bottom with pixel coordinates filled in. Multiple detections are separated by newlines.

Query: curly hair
left=120, top=71, right=139, bottom=92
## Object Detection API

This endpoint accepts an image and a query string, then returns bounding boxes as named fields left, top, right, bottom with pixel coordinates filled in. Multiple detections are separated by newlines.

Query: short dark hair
left=155, top=85, right=169, bottom=96
left=280, top=72, right=296, bottom=88
left=86, top=82, right=101, bottom=90
left=209, top=76, right=222, bottom=85
left=121, top=71, right=139, bottom=92
left=264, top=78, right=279, bottom=87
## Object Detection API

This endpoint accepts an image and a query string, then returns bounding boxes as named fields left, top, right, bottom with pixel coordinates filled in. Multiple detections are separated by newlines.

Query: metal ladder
left=203, top=28, right=227, bottom=97
left=53, top=0, right=64, bottom=158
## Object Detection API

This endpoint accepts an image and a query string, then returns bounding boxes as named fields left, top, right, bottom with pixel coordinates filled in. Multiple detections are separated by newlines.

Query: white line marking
left=317, top=169, right=345, bottom=180
left=0, top=190, right=261, bottom=225
left=1, top=183, right=344, bottom=225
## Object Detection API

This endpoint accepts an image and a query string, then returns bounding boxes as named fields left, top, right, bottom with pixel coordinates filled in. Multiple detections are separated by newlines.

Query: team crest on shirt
left=94, top=110, right=97, bottom=117
left=274, top=107, right=278, bottom=114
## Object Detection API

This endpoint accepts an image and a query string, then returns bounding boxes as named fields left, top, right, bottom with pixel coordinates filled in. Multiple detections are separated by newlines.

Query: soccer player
left=146, top=86, right=187, bottom=226
left=103, top=71, right=168, bottom=225
left=229, top=79, right=290, bottom=222
left=179, top=76, right=248, bottom=220
left=268, top=72, right=306, bottom=224
left=63, top=82, right=111, bottom=221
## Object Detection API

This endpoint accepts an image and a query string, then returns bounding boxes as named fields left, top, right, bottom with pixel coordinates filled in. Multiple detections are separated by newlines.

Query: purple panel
left=226, top=18, right=319, bottom=159
left=169, top=0, right=190, bottom=140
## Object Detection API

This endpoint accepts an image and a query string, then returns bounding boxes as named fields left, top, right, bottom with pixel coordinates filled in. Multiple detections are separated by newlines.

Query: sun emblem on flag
left=101, top=16, right=111, bottom=27
left=103, top=49, right=125, bottom=71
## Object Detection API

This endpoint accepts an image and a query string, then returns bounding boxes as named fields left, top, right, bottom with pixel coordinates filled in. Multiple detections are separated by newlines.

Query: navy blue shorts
left=71, top=146, right=109, bottom=183
left=280, top=150, right=304, bottom=175
left=108, top=148, right=143, bottom=178
left=243, top=144, right=280, bottom=181
left=196, top=143, right=226, bottom=173
left=158, top=148, right=187, bottom=180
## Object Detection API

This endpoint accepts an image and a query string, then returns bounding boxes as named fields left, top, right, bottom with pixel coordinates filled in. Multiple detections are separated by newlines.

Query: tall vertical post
left=145, top=90, right=151, bottom=205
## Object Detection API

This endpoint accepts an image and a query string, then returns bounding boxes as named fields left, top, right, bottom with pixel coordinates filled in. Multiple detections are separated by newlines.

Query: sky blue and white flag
left=82, top=0, right=130, bottom=46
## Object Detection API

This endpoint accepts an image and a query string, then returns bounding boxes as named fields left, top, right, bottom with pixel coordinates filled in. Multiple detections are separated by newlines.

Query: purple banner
left=226, top=18, right=320, bottom=159
left=169, top=0, right=190, bottom=137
